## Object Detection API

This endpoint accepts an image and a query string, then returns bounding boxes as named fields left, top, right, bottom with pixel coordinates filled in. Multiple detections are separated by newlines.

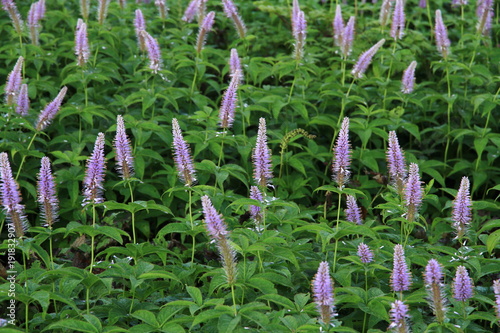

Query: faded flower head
left=114, top=115, right=134, bottom=180
left=312, top=261, right=335, bottom=325
left=452, top=265, right=473, bottom=301
left=452, top=176, right=472, bottom=240
left=196, top=11, right=215, bottom=53
left=82, top=133, right=107, bottom=206
left=357, top=243, right=374, bottom=264
left=379, top=0, right=392, bottom=27
left=0, top=152, right=28, bottom=237
left=332, top=117, right=351, bottom=187
left=171, top=118, right=196, bottom=186
left=35, top=86, right=68, bottom=131
left=37, top=156, right=59, bottom=228
left=222, top=0, right=246, bottom=38
left=390, top=244, right=412, bottom=292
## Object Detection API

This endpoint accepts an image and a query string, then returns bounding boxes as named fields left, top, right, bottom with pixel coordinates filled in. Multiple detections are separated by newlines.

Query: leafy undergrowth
left=0, top=0, right=499, bottom=332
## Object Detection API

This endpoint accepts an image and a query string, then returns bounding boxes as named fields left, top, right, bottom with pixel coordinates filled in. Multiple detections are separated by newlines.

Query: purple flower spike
left=196, top=11, right=215, bottom=53
left=404, top=163, right=422, bottom=223
left=435, top=10, right=451, bottom=59
left=419, top=0, right=427, bottom=8
left=182, top=0, right=198, bottom=22
left=253, top=118, right=273, bottom=187
left=27, top=1, right=42, bottom=45
left=201, top=195, right=229, bottom=240
left=357, top=243, right=374, bottom=264
left=332, top=117, right=351, bottom=188
left=291, top=1, right=306, bottom=60
left=82, top=133, right=107, bottom=206
left=134, top=9, right=147, bottom=51
left=171, top=118, right=196, bottom=186
left=37, top=156, right=59, bottom=228
left=142, top=30, right=162, bottom=73
left=219, top=73, right=239, bottom=129
left=390, top=0, right=405, bottom=40
left=352, top=39, right=385, bottom=79
left=75, top=19, right=90, bottom=67
left=340, top=17, right=355, bottom=58
left=5, top=56, right=23, bottom=106
left=453, top=265, right=474, bottom=301
left=379, top=0, right=392, bottom=27
left=476, top=0, right=493, bottom=36
left=424, top=259, right=447, bottom=323
left=35, top=86, right=68, bottom=131
left=222, top=0, right=246, bottom=39
left=2, top=0, right=24, bottom=35
left=401, top=61, right=417, bottom=94
left=333, top=5, right=344, bottom=47
left=0, top=152, right=28, bottom=238
left=390, top=244, right=412, bottom=292
left=389, top=300, right=410, bottom=332
left=16, top=83, right=29, bottom=116
left=229, top=48, right=243, bottom=82
left=345, top=195, right=362, bottom=224
left=424, top=259, right=443, bottom=285
left=249, top=185, right=264, bottom=223
left=386, top=131, right=407, bottom=196
left=114, top=115, right=135, bottom=180
left=452, top=176, right=472, bottom=240
left=493, top=279, right=500, bottom=319
left=312, top=261, right=336, bottom=325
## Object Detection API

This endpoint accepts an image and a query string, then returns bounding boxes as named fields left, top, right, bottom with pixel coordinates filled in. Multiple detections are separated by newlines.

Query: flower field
left=0, top=0, right=499, bottom=332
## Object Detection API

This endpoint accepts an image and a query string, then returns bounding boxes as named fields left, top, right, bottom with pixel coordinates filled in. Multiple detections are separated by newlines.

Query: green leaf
left=186, top=286, right=203, bottom=306
left=44, top=319, right=100, bottom=333
left=217, top=314, right=241, bottom=333
left=191, top=307, right=235, bottom=327
left=132, top=310, right=159, bottom=328
left=486, top=229, right=500, bottom=254
left=138, top=271, right=181, bottom=283
left=257, top=294, right=295, bottom=310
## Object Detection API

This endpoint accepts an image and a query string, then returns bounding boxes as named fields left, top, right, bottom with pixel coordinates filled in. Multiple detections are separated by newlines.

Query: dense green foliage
left=0, top=0, right=499, bottom=332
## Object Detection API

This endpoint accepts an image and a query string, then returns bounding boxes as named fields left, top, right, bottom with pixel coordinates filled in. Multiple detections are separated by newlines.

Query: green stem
left=128, top=182, right=136, bottom=244
left=191, top=57, right=199, bottom=96
left=444, top=60, right=452, bottom=165
left=15, top=133, right=38, bottom=180
left=231, top=284, right=237, bottom=316
left=89, top=204, right=96, bottom=274
left=189, top=188, right=196, bottom=263
left=332, top=190, right=342, bottom=272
